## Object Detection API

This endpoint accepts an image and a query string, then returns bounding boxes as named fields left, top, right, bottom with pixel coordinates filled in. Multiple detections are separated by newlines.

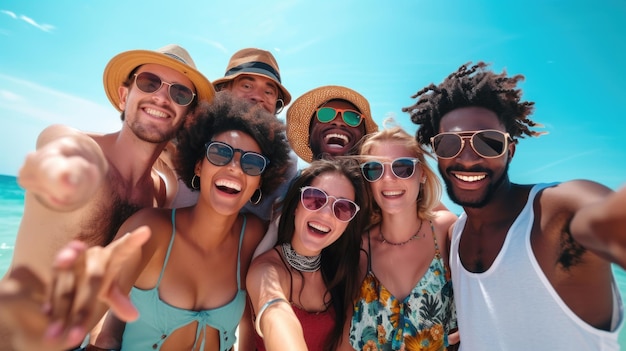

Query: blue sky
left=1, top=0, right=625, bottom=215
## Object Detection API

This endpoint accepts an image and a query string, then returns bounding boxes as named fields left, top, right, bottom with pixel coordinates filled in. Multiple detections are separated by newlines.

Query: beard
left=440, top=161, right=510, bottom=209
left=128, top=119, right=177, bottom=144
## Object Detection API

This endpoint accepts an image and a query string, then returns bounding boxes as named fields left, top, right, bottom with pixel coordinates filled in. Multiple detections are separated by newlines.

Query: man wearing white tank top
left=404, top=61, right=626, bottom=350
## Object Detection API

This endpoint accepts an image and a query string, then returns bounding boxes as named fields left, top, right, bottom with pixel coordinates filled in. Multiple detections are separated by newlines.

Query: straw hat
left=286, top=85, right=379, bottom=163
left=103, top=44, right=215, bottom=111
left=212, top=48, right=291, bottom=105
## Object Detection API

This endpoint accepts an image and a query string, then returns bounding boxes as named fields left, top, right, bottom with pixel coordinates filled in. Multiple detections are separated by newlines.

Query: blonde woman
left=348, top=126, right=459, bottom=351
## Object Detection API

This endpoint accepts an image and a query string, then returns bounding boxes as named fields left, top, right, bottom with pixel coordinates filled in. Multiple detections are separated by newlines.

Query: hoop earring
left=275, top=99, right=285, bottom=114
left=250, top=188, right=262, bottom=205
left=191, top=175, right=200, bottom=190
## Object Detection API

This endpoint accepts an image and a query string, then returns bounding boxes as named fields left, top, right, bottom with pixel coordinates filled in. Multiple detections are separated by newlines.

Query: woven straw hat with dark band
left=286, top=85, right=378, bottom=163
left=103, top=44, right=215, bottom=111
left=212, top=48, right=291, bottom=105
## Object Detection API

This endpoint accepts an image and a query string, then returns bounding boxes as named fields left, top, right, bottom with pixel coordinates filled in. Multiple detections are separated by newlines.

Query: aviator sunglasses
left=300, top=186, right=360, bottom=222
left=133, top=72, right=196, bottom=106
left=204, top=141, right=269, bottom=176
left=316, top=107, right=363, bottom=127
left=360, top=158, right=419, bottom=182
left=431, top=130, right=512, bottom=159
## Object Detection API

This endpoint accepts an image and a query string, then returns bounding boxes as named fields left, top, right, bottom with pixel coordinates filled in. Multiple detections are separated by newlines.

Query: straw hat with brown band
left=286, top=85, right=379, bottom=163
left=212, top=48, right=291, bottom=107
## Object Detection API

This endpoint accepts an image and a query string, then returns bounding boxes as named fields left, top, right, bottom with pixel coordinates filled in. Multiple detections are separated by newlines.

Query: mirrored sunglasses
left=300, top=186, right=360, bottom=222
left=133, top=72, right=196, bottom=106
left=315, top=107, right=363, bottom=127
left=360, top=157, right=419, bottom=182
left=205, top=141, right=269, bottom=176
left=430, top=130, right=511, bottom=159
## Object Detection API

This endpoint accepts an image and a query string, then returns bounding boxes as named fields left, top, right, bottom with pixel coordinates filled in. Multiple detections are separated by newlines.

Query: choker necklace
left=281, top=243, right=321, bottom=272
left=379, top=219, right=424, bottom=246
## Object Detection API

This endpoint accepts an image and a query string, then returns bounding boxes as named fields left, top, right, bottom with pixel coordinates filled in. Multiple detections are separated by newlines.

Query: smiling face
left=308, top=99, right=367, bottom=159
left=226, top=74, right=280, bottom=114
left=119, top=63, right=195, bottom=143
left=366, top=142, right=423, bottom=215
left=292, top=171, right=355, bottom=256
left=437, top=106, right=514, bottom=208
left=196, top=130, right=262, bottom=215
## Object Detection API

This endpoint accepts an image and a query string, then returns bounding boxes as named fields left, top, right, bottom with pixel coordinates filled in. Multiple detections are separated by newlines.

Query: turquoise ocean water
left=1, top=174, right=625, bottom=346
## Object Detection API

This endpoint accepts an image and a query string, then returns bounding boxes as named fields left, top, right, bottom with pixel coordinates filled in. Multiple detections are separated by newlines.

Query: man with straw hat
left=251, top=85, right=379, bottom=257
left=213, top=47, right=291, bottom=114
left=0, top=44, right=214, bottom=351
left=168, top=48, right=298, bottom=224
left=286, top=85, right=379, bottom=163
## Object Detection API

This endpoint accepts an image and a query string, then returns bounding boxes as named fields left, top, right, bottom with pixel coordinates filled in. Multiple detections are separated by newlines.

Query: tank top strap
left=156, top=208, right=178, bottom=288
left=428, top=220, right=442, bottom=260
left=366, top=229, right=373, bottom=272
left=236, top=214, right=247, bottom=290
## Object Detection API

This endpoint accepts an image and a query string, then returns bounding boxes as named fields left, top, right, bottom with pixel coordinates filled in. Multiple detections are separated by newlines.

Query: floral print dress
left=350, top=222, right=456, bottom=351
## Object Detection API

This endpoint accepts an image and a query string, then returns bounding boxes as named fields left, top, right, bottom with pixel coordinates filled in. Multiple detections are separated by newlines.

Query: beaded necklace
left=281, top=242, right=321, bottom=272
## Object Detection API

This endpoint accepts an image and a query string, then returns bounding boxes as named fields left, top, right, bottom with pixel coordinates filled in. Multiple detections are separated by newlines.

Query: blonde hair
left=358, top=125, right=442, bottom=225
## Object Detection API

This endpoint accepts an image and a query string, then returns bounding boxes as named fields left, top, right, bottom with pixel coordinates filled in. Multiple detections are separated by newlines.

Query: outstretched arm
left=571, top=184, right=626, bottom=269
left=0, top=226, right=150, bottom=351
left=18, top=124, right=108, bottom=212
left=246, top=256, right=309, bottom=351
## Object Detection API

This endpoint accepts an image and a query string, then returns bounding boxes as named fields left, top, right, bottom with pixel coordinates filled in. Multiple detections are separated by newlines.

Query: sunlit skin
left=366, top=142, right=423, bottom=216
left=292, top=172, right=354, bottom=257
left=309, top=100, right=367, bottom=159
left=437, top=106, right=515, bottom=208
left=119, top=63, right=195, bottom=144
left=196, top=130, right=262, bottom=216
left=227, top=75, right=280, bottom=114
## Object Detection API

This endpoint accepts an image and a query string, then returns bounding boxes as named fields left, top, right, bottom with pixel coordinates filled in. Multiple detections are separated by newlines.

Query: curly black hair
left=174, top=91, right=292, bottom=198
left=276, top=158, right=368, bottom=351
left=403, top=61, right=544, bottom=145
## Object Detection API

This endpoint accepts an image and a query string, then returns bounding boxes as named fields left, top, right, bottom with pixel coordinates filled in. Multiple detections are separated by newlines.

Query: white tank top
left=450, top=183, right=623, bottom=350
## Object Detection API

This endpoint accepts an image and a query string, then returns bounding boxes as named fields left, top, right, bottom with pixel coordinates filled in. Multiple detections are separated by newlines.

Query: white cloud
left=1, top=10, right=16, bottom=19
left=19, top=15, right=55, bottom=32
left=1, top=10, right=55, bottom=32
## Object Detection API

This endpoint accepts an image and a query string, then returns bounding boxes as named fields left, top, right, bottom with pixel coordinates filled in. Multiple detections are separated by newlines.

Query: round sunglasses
left=360, top=157, right=419, bottom=182
left=315, top=107, right=363, bottom=127
left=300, top=186, right=360, bottom=222
left=205, top=141, right=269, bottom=176
left=430, top=130, right=511, bottom=159
left=133, top=72, right=196, bottom=106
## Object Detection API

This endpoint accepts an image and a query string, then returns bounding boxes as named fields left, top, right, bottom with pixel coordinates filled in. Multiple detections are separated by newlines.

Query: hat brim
left=286, top=85, right=378, bottom=163
left=103, top=49, right=215, bottom=112
left=212, top=71, right=291, bottom=106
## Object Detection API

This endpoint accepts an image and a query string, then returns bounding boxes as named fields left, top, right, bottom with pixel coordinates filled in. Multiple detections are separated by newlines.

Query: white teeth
left=324, top=133, right=349, bottom=143
left=215, top=179, right=241, bottom=191
left=455, top=174, right=486, bottom=182
left=309, top=222, right=330, bottom=233
left=145, top=108, right=168, bottom=118
left=382, top=190, right=403, bottom=196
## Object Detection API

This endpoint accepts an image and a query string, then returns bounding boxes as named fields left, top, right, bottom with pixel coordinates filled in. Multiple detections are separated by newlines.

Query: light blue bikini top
left=121, top=209, right=247, bottom=350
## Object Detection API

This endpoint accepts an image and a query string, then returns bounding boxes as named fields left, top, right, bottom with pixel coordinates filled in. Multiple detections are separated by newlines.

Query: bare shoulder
left=432, top=210, right=458, bottom=234
left=538, top=180, right=612, bottom=214
left=241, top=214, right=267, bottom=248
left=114, top=207, right=173, bottom=243
left=247, top=247, right=284, bottom=289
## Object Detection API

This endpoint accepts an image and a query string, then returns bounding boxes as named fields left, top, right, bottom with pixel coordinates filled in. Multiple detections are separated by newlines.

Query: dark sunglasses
left=360, top=158, right=419, bottom=182
left=204, top=141, right=269, bottom=176
left=300, top=186, right=360, bottom=222
left=133, top=72, right=196, bottom=106
left=316, top=107, right=363, bottom=127
left=430, top=130, right=512, bottom=159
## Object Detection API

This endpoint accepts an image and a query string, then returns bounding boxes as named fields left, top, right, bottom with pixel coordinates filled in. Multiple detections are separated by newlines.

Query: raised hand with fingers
left=18, top=124, right=108, bottom=212
left=41, top=226, right=151, bottom=348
